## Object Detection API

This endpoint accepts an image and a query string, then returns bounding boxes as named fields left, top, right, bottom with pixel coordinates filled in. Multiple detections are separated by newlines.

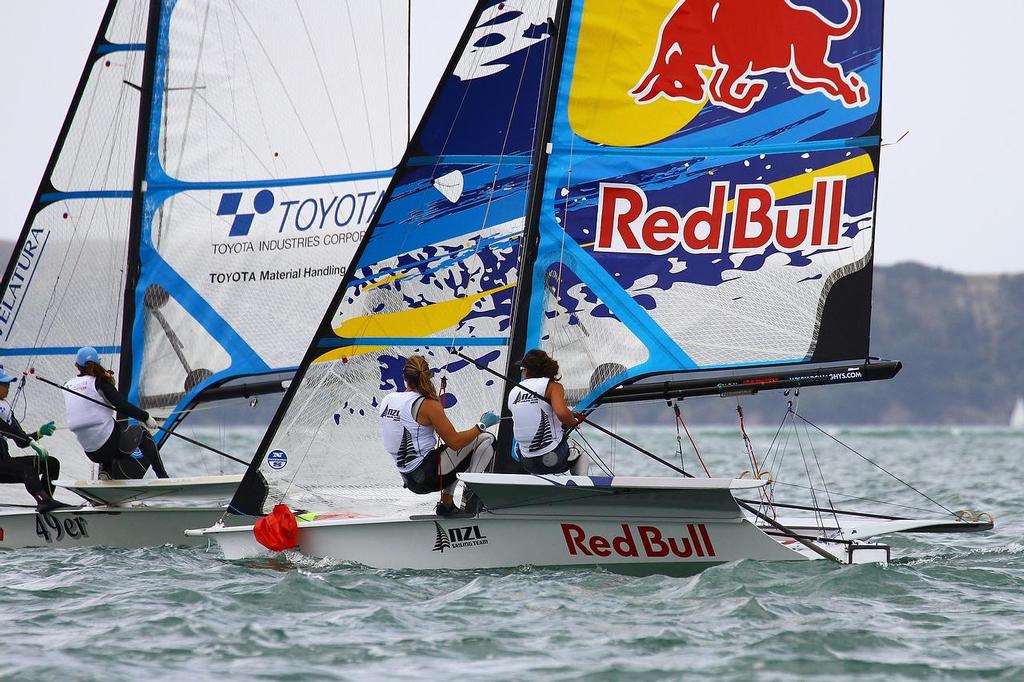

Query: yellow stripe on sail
left=313, top=282, right=516, bottom=363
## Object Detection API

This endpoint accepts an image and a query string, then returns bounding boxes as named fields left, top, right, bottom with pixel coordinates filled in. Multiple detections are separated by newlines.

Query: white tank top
left=63, top=375, right=116, bottom=453
left=379, top=391, right=438, bottom=473
left=508, top=377, right=562, bottom=458
left=0, top=399, right=14, bottom=428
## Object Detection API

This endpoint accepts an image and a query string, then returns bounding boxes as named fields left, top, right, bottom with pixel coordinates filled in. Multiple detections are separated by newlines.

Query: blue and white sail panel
left=0, top=0, right=150, bottom=501
left=243, top=0, right=558, bottom=514
left=127, top=0, right=411, bottom=414
left=527, top=0, right=883, bottom=406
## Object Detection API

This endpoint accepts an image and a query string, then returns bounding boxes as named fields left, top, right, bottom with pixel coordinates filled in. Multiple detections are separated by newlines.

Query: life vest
left=63, top=375, right=115, bottom=453
left=379, top=391, right=438, bottom=473
left=508, top=377, right=562, bottom=458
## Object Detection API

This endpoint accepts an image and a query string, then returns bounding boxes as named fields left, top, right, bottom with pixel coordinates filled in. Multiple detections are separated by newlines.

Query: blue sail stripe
left=147, top=168, right=394, bottom=194
left=96, top=43, right=145, bottom=54
left=39, top=191, right=132, bottom=202
left=319, top=337, right=507, bottom=349
left=0, top=345, right=120, bottom=356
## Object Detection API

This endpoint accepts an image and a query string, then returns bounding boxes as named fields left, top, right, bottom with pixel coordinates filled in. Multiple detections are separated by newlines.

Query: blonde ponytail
left=403, top=355, right=438, bottom=401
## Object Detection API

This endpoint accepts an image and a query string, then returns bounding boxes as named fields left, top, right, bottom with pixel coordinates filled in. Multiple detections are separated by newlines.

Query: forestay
left=231, top=0, right=560, bottom=516
left=0, top=0, right=151, bottom=502
left=523, top=0, right=885, bottom=407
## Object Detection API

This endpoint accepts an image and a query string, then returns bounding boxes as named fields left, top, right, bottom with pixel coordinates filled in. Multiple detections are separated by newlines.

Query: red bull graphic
left=561, top=523, right=717, bottom=559
left=595, top=177, right=848, bottom=255
left=630, top=0, right=868, bottom=112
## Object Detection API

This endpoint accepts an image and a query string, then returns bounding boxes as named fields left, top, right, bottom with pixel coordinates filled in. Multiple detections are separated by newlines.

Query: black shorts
left=401, top=446, right=473, bottom=495
left=519, top=438, right=573, bottom=475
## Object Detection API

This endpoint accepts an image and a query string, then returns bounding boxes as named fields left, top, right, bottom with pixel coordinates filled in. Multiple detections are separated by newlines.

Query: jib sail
left=230, top=0, right=560, bottom=515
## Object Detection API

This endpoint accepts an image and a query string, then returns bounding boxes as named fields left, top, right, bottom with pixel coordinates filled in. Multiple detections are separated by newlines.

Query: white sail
left=0, top=0, right=150, bottom=503
left=1011, top=397, right=1024, bottom=429
left=1, top=0, right=410, bottom=505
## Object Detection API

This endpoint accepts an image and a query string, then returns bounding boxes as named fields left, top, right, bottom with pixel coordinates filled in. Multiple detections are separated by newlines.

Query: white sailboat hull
left=0, top=505, right=231, bottom=550
left=189, top=474, right=901, bottom=574
left=194, top=513, right=807, bottom=575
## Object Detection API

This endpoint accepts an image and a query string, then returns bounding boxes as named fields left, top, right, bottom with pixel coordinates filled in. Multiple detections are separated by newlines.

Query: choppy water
left=3, top=426, right=1023, bottom=681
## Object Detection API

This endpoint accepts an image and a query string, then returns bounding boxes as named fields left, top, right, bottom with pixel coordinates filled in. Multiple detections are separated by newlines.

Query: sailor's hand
left=573, top=412, right=586, bottom=426
left=37, top=421, right=57, bottom=437
left=29, top=440, right=48, bottom=461
left=477, top=411, right=500, bottom=430
left=144, top=416, right=159, bottom=433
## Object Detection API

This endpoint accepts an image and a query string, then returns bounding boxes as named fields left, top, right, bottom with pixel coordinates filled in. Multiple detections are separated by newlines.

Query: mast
left=494, top=0, right=573, bottom=472
left=118, top=0, right=164, bottom=391
left=0, top=0, right=120, bottom=305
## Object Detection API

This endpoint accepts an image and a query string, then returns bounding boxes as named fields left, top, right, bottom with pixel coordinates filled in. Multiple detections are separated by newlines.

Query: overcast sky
left=1, top=1, right=1021, bottom=274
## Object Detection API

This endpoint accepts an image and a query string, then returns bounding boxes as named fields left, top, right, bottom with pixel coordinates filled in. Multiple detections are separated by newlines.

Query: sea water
left=1, top=426, right=1022, bottom=681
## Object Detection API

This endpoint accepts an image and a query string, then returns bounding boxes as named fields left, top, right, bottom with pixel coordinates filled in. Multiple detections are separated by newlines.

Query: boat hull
left=0, top=506, right=230, bottom=549
left=195, top=513, right=806, bottom=575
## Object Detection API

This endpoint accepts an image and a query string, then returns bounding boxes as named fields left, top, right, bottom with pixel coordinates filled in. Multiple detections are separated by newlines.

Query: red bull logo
left=630, top=0, right=868, bottom=113
left=595, top=177, right=848, bottom=255
left=561, top=523, right=717, bottom=559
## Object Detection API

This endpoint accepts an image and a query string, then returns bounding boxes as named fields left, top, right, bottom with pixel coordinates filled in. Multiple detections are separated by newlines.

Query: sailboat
left=1011, top=397, right=1024, bottom=429
left=191, top=0, right=992, bottom=572
left=0, top=0, right=409, bottom=547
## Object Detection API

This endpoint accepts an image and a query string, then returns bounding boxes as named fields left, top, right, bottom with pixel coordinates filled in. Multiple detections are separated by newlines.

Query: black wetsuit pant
left=86, top=424, right=169, bottom=480
left=0, top=456, right=60, bottom=498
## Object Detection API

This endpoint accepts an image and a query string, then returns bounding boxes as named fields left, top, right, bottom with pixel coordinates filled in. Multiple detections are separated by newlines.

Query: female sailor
left=0, top=365, right=69, bottom=511
left=379, top=355, right=498, bottom=515
left=508, top=349, right=589, bottom=476
left=63, top=347, right=170, bottom=480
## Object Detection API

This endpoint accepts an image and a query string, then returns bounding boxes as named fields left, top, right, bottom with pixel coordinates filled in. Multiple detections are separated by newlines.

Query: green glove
left=29, top=440, right=48, bottom=461
left=37, top=421, right=56, bottom=437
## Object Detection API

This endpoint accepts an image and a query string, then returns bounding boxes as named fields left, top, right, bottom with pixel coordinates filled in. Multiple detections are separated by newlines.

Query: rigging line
left=769, top=480, right=952, bottom=518
left=792, top=411, right=824, bottom=530
left=675, top=401, right=711, bottom=477
left=790, top=409, right=957, bottom=518
left=451, top=349, right=692, bottom=478
left=377, top=0, right=396, bottom=164
left=294, top=0, right=357, bottom=173
left=573, top=429, right=613, bottom=477
left=28, top=372, right=249, bottom=466
left=801, top=410, right=842, bottom=533
left=758, top=402, right=791, bottom=473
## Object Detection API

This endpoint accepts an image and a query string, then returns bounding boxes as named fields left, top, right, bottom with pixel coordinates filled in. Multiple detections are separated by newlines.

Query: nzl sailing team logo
left=630, top=0, right=869, bottom=113
left=432, top=521, right=488, bottom=552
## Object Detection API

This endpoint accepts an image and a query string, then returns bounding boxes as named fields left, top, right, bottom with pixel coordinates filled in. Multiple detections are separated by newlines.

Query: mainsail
left=521, top=0, right=886, bottom=407
left=231, top=0, right=560, bottom=515
left=0, top=0, right=409, bottom=503
left=230, top=0, right=891, bottom=516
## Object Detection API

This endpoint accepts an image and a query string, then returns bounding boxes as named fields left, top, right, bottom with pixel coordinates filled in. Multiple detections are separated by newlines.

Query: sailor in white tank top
left=379, top=391, right=439, bottom=473
left=63, top=374, right=116, bottom=453
left=508, top=377, right=562, bottom=458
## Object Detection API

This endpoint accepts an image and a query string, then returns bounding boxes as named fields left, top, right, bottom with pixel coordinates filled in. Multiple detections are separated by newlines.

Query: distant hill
left=0, top=239, right=1020, bottom=425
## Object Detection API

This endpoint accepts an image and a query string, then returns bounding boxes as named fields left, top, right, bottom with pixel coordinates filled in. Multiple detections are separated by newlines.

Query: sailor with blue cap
left=63, top=347, right=169, bottom=479
left=0, top=364, right=68, bottom=511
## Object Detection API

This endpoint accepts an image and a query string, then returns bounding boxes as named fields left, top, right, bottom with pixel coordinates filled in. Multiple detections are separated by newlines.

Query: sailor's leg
left=139, top=433, right=169, bottom=478
left=467, top=432, right=496, bottom=473
left=569, top=448, right=590, bottom=476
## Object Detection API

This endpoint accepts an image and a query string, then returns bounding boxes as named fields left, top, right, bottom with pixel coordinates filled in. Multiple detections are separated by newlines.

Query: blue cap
left=0, top=365, right=17, bottom=384
left=76, top=346, right=100, bottom=366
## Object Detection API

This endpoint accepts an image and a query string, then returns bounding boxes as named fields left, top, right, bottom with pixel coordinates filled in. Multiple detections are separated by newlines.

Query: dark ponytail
left=78, top=362, right=115, bottom=386
left=520, top=349, right=559, bottom=380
